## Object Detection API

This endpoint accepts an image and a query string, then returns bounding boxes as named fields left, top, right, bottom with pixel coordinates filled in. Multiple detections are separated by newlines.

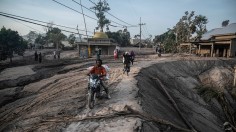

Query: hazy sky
left=0, top=0, right=236, bottom=39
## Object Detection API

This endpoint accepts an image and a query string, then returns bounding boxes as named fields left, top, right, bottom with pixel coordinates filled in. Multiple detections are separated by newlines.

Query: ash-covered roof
left=201, top=23, right=236, bottom=40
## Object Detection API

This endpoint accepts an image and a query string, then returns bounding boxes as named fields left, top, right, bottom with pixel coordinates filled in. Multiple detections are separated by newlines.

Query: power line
left=79, top=0, right=89, bottom=39
left=0, top=11, right=93, bottom=33
left=12, top=19, right=44, bottom=34
left=88, top=0, right=96, bottom=5
left=54, top=0, right=137, bottom=30
left=0, top=13, right=93, bottom=37
left=143, top=25, right=151, bottom=37
left=73, top=0, right=124, bottom=27
left=72, top=0, right=96, bottom=14
left=52, top=0, right=97, bottom=21
left=88, top=0, right=137, bottom=27
left=142, top=32, right=146, bottom=39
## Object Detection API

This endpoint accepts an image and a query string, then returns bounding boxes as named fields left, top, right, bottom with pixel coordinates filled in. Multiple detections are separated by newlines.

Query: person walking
left=96, top=48, right=101, bottom=60
left=53, top=50, right=56, bottom=59
left=34, top=51, right=38, bottom=61
left=130, top=50, right=135, bottom=65
left=57, top=50, right=60, bottom=59
left=114, top=49, right=118, bottom=60
left=123, top=51, right=131, bottom=75
left=38, top=52, right=42, bottom=63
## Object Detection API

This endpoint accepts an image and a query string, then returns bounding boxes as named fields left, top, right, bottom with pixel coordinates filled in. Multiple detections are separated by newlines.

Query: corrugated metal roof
left=201, top=23, right=236, bottom=40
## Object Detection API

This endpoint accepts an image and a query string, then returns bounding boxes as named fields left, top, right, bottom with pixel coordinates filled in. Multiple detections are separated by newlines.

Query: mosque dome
left=93, top=32, right=108, bottom=39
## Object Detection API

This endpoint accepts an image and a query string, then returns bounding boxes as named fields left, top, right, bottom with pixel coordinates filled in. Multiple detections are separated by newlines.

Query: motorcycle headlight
left=89, top=78, right=96, bottom=86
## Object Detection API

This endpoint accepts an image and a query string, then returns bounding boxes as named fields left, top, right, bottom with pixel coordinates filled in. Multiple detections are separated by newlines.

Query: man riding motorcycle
left=87, top=59, right=111, bottom=99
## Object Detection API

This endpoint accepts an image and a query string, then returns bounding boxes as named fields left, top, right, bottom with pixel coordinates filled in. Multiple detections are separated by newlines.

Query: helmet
left=125, top=51, right=129, bottom=55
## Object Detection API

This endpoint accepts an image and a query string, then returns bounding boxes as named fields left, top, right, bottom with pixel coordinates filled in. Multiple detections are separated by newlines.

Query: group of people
left=34, top=51, right=42, bottom=63
left=114, top=49, right=135, bottom=63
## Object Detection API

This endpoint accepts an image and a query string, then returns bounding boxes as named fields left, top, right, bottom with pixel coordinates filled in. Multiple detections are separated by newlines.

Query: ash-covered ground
left=0, top=49, right=235, bottom=132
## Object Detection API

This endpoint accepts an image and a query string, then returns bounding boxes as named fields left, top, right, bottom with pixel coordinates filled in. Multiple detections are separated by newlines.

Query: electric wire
left=88, top=0, right=137, bottom=27
left=72, top=0, right=126, bottom=27
left=12, top=19, right=44, bottom=34
left=0, top=13, right=93, bottom=37
left=143, top=25, right=151, bottom=38
left=0, top=11, right=93, bottom=33
left=52, top=0, right=97, bottom=21
left=142, top=32, right=146, bottom=39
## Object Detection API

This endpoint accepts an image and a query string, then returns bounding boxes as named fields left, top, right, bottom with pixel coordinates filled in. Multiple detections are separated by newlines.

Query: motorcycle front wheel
left=88, top=89, right=96, bottom=109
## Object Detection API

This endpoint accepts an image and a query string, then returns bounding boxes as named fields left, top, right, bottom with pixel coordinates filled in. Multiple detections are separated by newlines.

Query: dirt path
left=0, top=52, right=167, bottom=131
left=1, top=54, right=234, bottom=132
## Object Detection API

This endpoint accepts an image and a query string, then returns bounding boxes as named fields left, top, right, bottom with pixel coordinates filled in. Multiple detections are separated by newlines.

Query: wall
left=231, top=39, right=236, bottom=57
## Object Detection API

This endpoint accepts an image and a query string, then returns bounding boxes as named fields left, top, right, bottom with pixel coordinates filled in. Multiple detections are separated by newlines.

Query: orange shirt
left=90, top=65, right=106, bottom=76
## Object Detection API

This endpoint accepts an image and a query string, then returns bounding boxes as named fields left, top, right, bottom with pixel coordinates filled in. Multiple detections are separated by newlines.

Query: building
left=130, top=38, right=146, bottom=47
left=75, top=32, right=118, bottom=58
left=192, top=23, right=236, bottom=57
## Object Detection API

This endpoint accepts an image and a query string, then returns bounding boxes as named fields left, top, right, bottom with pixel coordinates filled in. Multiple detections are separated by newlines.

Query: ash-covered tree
left=193, top=15, right=208, bottom=39
left=46, top=27, right=66, bottom=49
left=153, top=29, right=176, bottom=53
left=174, top=11, right=208, bottom=43
left=35, top=34, right=46, bottom=48
left=106, top=29, right=131, bottom=47
left=154, top=11, right=208, bottom=53
left=0, top=27, right=27, bottom=62
left=91, top=0, right=110, bottom=32
left=68, top=34, right=76, bottom=47
left=222, top=20, right=229, bottom=27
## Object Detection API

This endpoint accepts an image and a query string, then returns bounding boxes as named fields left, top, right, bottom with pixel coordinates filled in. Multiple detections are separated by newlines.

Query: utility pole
left=80, top=0, right=90, bottom=57
left=139, top=17, right=145, bottom=50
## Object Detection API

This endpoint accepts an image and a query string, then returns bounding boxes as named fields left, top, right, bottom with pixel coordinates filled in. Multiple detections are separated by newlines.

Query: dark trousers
left=100, top=80, right=109, bottom=94
left=124, top=63, right=130, bottom=72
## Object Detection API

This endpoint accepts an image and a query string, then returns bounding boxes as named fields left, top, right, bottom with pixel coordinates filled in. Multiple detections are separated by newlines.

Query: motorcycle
left=87, top=74, right=105, bottom=109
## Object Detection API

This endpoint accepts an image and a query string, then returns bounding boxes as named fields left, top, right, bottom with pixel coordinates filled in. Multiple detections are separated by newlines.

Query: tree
left=44, top=21, right=54, bottom=33
left=154, top=11, right=208, bottom=53
left=27, top=31, right=38, bottom=44
left=106, top=29, right=131, bottom=47
left=153, top=29, right=176, bottom=53
left=194, top=15, right=208, bottom=39
left=222, top=20, right=229, bottom=27
left=174, top=19, right=188, bottom=43
left=174, top=11, right=208, bottom=43
left=181, top=11, right=195, bottom=42
left=91, top=0, right=110, bottom=32
left=46, top=27, right=66, bottom=49
left=68, top=34, right=76, bottom=46
left=0, top=27, right=27, bottom=62
left=35, top=34, right=46, bottom=48
left=144, top=35, right=153, bottom=48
